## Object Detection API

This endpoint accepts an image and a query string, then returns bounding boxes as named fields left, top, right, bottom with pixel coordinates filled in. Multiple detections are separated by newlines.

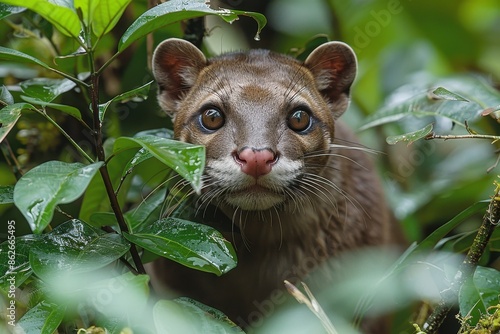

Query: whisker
left=329, top=142, right=382, bottom=155
left=304, top=151, right=368, bottom=170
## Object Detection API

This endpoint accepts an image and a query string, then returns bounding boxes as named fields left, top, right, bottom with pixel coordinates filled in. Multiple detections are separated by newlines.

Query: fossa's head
left=153, top=39, right=357, bottom=211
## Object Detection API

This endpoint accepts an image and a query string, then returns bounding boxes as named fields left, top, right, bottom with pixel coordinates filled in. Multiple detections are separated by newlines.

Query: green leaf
left=135, top=128, right=174, bottom=138
left=29, top=219, right=130, bottom=280
left=20, top=95, right=83, bottom=121
left=0, top=103, right=34, bottom=142
left=0, top=235, right=36, bottom=291
left=409, top=201, right=489, bottom=257
left=121, top=147, right=153, bottom=178
left=0, top=185, right=14, bottom=204
left=14, top=161, right=103, bottom=233
left=20, top=78, right=77, bottom=103
left=118, top=129, right=174, bottom=179
left=0, top=46, right=52, bottom=69
left=124, top=188, right=167, bottom=232
left=48, top=271, right=150, bottom=328
left=0, top=0, right=81, bottom=38
left=1, top=85, right=14, bottom=105
left=360, top=75, right=500, bottom=130
left=92, top=0, right=131, bottom=37
left=430, top=87, right=469, bottom=102
left=118, top=0, right=266, bottom=52
left=175, top=297, right=243, bottom=333
left=114, top=135, right=205, bottom=193
left=74, top=0, right=131, bottom=38
left=459, top=266, right=500, bottom=323
left=154, top=298, right=243, bottom=334
left=16, top=301, right=66, bottom=334
left=386, top=123, right=434, bottom=145
left=89, top=212, right=118, bottom=227
left=0, top=3, right=25, bottom=20
left=99, top=80, right=153, bottom=122
left=123, top=217, right=237, bottom=276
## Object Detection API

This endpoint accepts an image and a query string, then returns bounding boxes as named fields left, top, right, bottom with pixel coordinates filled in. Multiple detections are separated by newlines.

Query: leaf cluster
left=0, top=1, right=264, bottom=333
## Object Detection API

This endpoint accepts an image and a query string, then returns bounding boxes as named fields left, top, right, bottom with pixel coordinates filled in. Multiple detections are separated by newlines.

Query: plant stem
left=421, top=181, right=500, bottom=333
left=426, top=133, right=500, bottom=142
left=87, top=50, right=146, bottom=275
left=36, top=108, right=94, bottom=163
left=285, top=280, right=339, bottom=334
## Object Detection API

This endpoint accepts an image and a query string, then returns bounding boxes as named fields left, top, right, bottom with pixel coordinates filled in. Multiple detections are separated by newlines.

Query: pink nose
left=234, top=148, right=277, bottom=178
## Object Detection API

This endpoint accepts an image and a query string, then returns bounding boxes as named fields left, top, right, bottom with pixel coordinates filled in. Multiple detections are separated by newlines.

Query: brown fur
left=149, top=38, right=396, bottom=332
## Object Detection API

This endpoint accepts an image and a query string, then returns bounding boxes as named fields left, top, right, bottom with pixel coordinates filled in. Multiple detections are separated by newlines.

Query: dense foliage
left=0, top=1, right=499, bottom=333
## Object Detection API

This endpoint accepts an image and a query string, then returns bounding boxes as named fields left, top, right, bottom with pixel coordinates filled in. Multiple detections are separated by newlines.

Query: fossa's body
left=150, top=38, right=393, bottom=331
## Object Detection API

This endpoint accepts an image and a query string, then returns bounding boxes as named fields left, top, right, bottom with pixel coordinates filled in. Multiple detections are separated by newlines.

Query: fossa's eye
left=200, top=108, right=225, bottom=131
left=287, top=109, right=311, bottom=132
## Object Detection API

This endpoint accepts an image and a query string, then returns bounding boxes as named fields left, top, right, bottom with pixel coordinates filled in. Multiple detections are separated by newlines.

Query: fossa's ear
left=152, top=38, right=207, bottom=116
left=305, top=41, right=357, bottom=119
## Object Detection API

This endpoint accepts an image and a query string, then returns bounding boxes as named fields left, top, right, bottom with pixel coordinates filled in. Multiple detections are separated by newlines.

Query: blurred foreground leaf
left=361, top=75, right=500, bottom=130
left=154, top=298, right=243, bottom=333
left=16, top=301, right=65, bottom=334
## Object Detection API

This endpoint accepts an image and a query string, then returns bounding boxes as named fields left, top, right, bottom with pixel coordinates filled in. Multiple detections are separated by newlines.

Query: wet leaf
left=0, top=185, right=14, bottom=204
left=29, top=219, right=130, bottom=280
left=118, top=0, right=266, bottom=52
left=123, top=217, right=237, bottom=276
left=0, top=103, right=34, bottom=142
left=14, top=161, right=103, bottom=233
left=0, top=235, right=37, bottom=291
left=98, top=80, right=153, bottom=122
left=386, top=123, right=434, bottom=145
left=113, top=135, right=205, bottom=193
left=20, top=78, right=77, bottom=103
left=16, top=301, right=66, bottom=334
left=0, top=0, right=81, bottom=38
left=459, top=266, right=500, bottom=324
left=118, top=129, right=173, bottom=178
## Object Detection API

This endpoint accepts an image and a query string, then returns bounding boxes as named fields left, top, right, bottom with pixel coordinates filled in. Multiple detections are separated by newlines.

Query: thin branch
left=0, top=139, right=24, bottom=179
left=87, top=48, right=146, bottom=275
left=425, top=121, right=500, bottom=143
left=426, top=133, right=500, bottom=143
left=421, top=181, right=500, bottom=333
left=35, top=108, right=95, bottom=163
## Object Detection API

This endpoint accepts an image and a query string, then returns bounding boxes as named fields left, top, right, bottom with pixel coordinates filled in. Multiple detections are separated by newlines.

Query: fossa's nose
left=233, top=147, right=278, bottom=178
